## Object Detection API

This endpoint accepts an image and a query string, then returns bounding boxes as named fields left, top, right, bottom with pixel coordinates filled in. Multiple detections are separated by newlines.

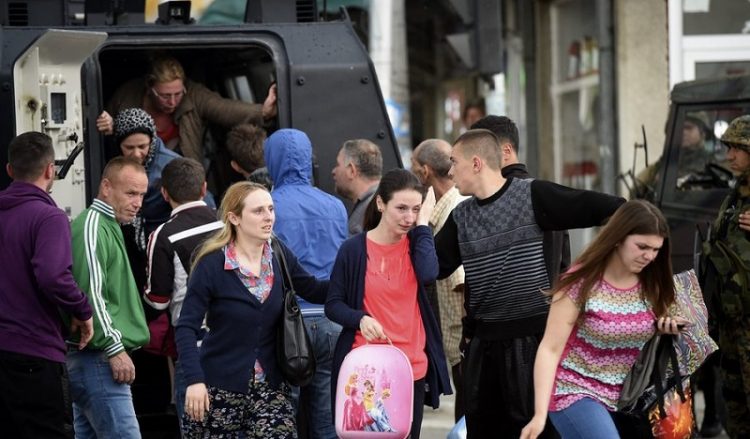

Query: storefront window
left=683, top=0, right=750, bottom=35
left=695, top=61, right=750, bottom=79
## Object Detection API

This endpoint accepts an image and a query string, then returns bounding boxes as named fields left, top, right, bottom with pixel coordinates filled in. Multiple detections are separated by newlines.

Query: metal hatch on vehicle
left=13, top=29, right=106, bottom=220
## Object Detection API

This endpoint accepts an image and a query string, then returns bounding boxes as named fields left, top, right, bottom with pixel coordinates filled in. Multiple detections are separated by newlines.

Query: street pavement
left=420, top=387, right=730, bottom=439
left=420, top=387, right=456, bottom=439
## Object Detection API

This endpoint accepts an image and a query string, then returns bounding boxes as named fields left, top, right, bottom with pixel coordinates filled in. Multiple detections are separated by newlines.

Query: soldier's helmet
left=721, top=115, right=750, bottom=151
left=685, top=111, right=711, bottom=135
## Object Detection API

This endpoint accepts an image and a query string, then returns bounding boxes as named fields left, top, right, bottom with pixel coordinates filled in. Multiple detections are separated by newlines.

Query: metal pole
left=596, top=0, right=618, bottom=194
left=519, top=0, right=538, bottom=175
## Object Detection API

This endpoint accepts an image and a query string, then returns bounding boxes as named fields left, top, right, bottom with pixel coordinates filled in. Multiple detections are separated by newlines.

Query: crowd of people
left=1, top=52, right=749, bottom=439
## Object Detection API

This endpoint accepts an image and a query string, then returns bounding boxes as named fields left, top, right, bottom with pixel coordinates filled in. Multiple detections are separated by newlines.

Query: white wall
left=615, top=0, right=670, bottom=195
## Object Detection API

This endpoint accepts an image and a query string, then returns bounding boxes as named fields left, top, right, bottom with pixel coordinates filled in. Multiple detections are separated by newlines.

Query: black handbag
left=271, top=237, right=316, bottom=387
left=616, top=334, right=697, bottom=439
left=618, top=334, right=664, bottom=411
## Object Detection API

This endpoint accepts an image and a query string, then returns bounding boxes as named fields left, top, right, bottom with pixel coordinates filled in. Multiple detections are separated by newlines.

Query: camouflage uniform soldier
left=703, top=115, right=750, bottom=438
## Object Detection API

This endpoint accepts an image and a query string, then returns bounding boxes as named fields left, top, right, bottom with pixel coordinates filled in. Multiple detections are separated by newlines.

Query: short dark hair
left=363, top=168, right=425, bottom=231
left=471, top=115, right=520, bottom=154
left=8, top=132, right=54, bottom=181
left=341, top=139, right=383, bottom=179
left=453, top=128, right=503, bottom=170
left=226, top=124, right=266, bottom=174
left=162, top=158, right=206, bottom=203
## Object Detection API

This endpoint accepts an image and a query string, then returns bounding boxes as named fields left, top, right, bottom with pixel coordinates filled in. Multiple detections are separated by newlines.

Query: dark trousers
left=411, top=378, right=426, bottom=439
left=0, top=349, right=73, bottom=438
left=463, top=335, right=559, bottom=439
left=453, top=361, right=464, bottom=422
left=719, top=320, right=750, bottom=438
left=696, top=353, right=725, bottom=428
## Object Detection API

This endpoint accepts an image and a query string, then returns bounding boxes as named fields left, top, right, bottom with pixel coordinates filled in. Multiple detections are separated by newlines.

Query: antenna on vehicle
left=632, top=124, right=648, bottom=171
left=641, top=125, right=648, bottom=167
left=629, top=125, right=654, bottom=200
left=617, top=124, right=654, bottom=201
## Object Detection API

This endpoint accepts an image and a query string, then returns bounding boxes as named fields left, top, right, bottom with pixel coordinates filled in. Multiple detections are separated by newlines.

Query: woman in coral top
left=326, top=169, right=452, bottom=439
left=520, top=200, right=688, bottom=439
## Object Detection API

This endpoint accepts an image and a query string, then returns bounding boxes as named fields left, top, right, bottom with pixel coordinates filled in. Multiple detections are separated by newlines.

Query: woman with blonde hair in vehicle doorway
left=97, top=54, right=277, bottom=164
left=520, top=200, right=688, bottom=439
left=175, top=181, right=328, bottom=438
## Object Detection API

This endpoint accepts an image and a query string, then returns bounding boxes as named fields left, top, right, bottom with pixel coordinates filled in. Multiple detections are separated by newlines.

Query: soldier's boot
left=720, top=325, right=750, bottom=438
left=700, top=358, right=725, bottom=437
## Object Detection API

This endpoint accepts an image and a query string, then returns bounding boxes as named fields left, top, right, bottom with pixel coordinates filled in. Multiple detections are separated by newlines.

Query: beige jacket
left=429, top=186, right=468, bottom=367
left=107, top=78, right=263, bottom=162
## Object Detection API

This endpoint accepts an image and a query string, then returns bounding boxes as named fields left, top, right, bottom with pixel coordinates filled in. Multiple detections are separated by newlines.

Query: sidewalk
left=420, top=387, right=455, bottom=439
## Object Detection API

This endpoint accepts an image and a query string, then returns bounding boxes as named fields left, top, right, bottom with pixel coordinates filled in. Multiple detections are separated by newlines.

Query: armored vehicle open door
left=3, top=28, right=107, bottom=218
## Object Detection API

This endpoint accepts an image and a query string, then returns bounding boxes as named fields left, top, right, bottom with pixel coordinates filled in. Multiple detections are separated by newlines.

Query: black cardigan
left=325, top=226, right=452, bottom=413
left=176, top=241, right=328, bottom=393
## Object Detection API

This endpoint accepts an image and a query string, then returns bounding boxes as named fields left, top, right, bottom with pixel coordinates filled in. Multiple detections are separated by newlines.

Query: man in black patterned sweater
left=435, top=129, right=624, bottom=438
left=472, top=115, right=571, bottom=286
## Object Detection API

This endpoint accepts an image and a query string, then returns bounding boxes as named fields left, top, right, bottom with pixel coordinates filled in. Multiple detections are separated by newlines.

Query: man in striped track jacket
left=67, top=157, right=150, bottom=438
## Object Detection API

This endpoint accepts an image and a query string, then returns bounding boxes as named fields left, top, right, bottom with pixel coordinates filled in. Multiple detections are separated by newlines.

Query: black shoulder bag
left=271, top=238, right=316, bottom=387
left=616, top=334, right=696, bottom=438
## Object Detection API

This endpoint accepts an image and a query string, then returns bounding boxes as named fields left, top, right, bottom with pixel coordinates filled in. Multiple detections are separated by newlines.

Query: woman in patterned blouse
left=520, top=200, right=688, bottom=439
left=176, top=182, right=328, bottom=438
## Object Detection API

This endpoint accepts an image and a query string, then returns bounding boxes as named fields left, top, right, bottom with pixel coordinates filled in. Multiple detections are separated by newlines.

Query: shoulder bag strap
left=271, top=236, right=294, bottom=293
left=652, top=334, right=687, bottom=418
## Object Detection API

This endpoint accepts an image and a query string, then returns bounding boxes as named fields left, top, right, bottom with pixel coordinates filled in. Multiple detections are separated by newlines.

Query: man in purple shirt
left=0, top=132, right=94, bottom=438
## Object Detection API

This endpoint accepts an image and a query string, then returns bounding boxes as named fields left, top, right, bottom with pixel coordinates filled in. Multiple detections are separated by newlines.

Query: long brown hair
left=554, top=200, right=675, bottom=317
left=191, top=181, right=269, bottom=271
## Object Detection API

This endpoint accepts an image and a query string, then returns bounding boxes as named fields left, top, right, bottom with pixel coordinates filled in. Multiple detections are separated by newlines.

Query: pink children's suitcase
left=335, top=343, right=414, bottom=439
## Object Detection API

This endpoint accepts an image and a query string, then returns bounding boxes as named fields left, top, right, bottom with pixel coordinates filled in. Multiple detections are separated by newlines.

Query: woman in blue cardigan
left=175, top=181, right=328, bottom=438
left=326, top=169, right=452, bottom=439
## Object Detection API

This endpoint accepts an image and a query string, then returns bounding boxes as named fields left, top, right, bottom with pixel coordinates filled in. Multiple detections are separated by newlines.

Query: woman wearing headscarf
left=113, top=107, right=182, bottom=242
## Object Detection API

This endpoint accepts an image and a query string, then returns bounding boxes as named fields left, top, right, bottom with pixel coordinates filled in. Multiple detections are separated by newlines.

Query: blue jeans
left=549, top=397, right=620, bottom=439
left=299, top=314, right=341, bottom=439
left=66, top=349, right=141, bottom=439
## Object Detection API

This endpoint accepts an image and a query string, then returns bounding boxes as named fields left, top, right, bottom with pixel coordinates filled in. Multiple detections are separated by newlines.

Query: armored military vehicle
left=0, top=0, right=401, bottom=219
left=630, top=74, right=750, bottom=272
left=0, top=0, right=400, bottom=432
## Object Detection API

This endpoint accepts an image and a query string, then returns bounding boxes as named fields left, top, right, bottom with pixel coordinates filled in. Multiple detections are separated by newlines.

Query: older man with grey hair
left=331, top=139, right=383, bottom=236
left=411, top=138, right=468, bottom=422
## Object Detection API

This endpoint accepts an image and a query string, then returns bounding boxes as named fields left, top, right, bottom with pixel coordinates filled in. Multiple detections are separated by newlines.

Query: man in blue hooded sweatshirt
left=265, top=128, right=348, bottom=438
left=0, top=131, right=94, bottom=438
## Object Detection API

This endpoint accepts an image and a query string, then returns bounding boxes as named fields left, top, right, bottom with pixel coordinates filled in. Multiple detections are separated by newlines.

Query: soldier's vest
left=703, top=179, right=750, bottom=320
